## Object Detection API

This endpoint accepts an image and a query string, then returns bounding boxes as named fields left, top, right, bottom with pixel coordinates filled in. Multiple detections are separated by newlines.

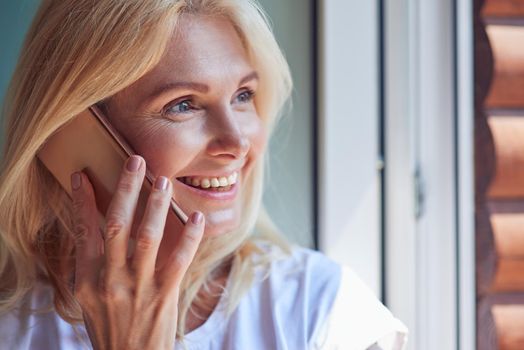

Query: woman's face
left=103, top=15, right=267, bottom=242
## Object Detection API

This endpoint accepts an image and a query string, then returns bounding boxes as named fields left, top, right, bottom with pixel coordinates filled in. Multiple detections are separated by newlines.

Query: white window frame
left=456, top=0, right=476, bottom=348
left=317, top=0, right=382, bottom=296
left=385, top=0, right=475, bottom=349
left=318, top=0, right=476, bottom=348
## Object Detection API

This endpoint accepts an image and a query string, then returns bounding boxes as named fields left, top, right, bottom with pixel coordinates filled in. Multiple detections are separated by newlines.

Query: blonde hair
left=0, top=0, right=292, bottom=339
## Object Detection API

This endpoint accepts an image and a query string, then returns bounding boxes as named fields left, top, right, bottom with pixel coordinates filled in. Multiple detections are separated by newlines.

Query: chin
left=202, top=213, right=241, bottom=237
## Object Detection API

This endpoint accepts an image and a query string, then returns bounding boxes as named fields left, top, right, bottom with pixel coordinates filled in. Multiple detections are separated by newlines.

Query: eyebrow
left=145, top=71, right=259, bottom=104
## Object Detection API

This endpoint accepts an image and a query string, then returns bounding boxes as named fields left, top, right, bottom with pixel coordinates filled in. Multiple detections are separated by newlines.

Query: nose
left=206, top=106, right=250, bottom=160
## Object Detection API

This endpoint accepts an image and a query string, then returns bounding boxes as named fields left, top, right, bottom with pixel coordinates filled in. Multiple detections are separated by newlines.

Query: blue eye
left=166, top=100, right=192, bottom=115
left=235, top=90, right=255, bottom=104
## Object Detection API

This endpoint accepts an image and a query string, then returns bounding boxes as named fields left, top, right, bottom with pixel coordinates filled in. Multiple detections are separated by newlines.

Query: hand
left=69, top=155, right=204, bottom=350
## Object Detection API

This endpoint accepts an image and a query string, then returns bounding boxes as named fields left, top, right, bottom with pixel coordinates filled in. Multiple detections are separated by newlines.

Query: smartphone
left=37, top=105, right=188, bottom=230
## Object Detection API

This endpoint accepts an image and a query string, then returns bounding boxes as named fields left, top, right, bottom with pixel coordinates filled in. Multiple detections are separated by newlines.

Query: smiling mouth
left=177, top=179, right=234, bottom=192
left=176, top=171, right=238, bottom=192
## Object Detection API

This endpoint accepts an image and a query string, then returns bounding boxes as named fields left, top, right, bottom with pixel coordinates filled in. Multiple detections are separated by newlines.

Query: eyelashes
left=161, top=88, right=257, bottom=118
left=234, top=88, right=256, bottom=104
left=165, top=101, right=190, bottom=115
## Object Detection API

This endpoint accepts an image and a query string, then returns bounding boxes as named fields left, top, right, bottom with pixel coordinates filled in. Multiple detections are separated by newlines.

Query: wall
left=257, top=0, right=315, bottom=248
left=0, top=1, right=39, bottom=110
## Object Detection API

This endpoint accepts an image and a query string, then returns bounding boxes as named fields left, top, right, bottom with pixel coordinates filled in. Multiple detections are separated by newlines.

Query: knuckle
left=99, top=285, right=117, bottom=301
left=104, top=216, right=127, bottom=241
left=179, top=230, right=202, bottom=251
left=135, top=228, right=158, bottom=251
left=149, top=195, right=167, bottom=210
left=173, top=250, right=192, bottom=269
left=99, top=280, right=128, bottom=302
left=183, top=230, right=201, bottom=245
left=72, top=222, right=89, bottom=244
left=72, top=197, right=86, bottom=214
left=116, top=178, right=135, bottom=194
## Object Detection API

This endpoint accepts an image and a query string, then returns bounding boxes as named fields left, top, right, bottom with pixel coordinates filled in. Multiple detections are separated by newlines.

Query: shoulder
left=259, top=243, right=342, bottom=308
left=243, top=244, right=342, bottom=345
left=265, top=243, right=342, bottom=296
left=253, top=243, right=408, bottom=350
left=312, top=266, right=409, bottom=350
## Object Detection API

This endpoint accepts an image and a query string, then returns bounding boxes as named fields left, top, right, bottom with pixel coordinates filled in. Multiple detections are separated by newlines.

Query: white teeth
left=201, top=178, right=211, bottom=188
left=182, top=171, right=239, bottom=189
left=218, top=177, right=228, bottom=186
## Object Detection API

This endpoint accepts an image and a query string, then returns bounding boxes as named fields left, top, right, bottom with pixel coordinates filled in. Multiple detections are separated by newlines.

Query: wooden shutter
left=476, top=0, right=524, bottom=349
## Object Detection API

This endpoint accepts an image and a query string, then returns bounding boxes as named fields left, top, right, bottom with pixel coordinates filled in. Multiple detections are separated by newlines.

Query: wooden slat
left=483, top=0, right=524, bottom=18
left=492, top=304, right=524, bottom=350
left=491, top=212, right=524, bottom=292
left=492, top=259, right=524, bottom=291
left=491, top=212, right=524, bottom=291
left=491, top=213, right=524, bottom=257
left=484, top=26, right=524, bottom=109
left=478, top=295, right=524, bottom=350
left=487, top=116, right=524, bottom=198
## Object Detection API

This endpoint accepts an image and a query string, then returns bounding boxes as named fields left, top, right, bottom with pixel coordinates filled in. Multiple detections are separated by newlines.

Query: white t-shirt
left=0, top=245, right=408, bottom=349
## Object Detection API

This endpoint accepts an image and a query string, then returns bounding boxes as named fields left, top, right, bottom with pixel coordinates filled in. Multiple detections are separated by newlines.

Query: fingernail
left=190, top=211, right=203, bottom=225
left=155, top=176, right=169, bottom=191
left=126, top=156, right=141, bottom=172
left=71, top=173, right=81, bottom=190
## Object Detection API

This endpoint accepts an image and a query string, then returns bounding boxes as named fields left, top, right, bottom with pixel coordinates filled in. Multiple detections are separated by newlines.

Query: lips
left=175, top=174, right=239, bottom=201
left=176, top=171, right=238, bottom=190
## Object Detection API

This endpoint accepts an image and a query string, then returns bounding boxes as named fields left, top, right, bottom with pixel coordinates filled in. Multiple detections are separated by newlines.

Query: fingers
left=157, top=211, right=205, bottom=288
left=71, top=154, right=204, bottom=299
left=131, top=176, right=173, bottom=279
left=70, top=171, right=103, bottom=292
left=103, top=155, right=145, bottom=270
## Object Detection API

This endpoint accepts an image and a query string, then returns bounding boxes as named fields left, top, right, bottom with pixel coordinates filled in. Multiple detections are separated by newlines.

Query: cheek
left=125, top=122, right=203, bottom=175
left=122, top=114, right=268, bottom=177
left=244, top=115, right=268, bottom=159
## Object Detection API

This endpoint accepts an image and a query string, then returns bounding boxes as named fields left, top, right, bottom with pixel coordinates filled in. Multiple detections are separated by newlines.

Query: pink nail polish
left=71, top=173, right=81, bottom=190
left=191, top=212, right=203, bottom=225
left=126, top=156, right=141, bottom=172
left=155, top=176, right=169, bottom=191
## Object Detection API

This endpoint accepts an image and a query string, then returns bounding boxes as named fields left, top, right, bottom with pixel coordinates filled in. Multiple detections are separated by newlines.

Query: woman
left=0, top=0, right=407, bottom=349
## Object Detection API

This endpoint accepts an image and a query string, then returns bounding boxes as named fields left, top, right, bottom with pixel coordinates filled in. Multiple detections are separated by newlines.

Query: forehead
left=143, top=14, right=253, bottom=86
